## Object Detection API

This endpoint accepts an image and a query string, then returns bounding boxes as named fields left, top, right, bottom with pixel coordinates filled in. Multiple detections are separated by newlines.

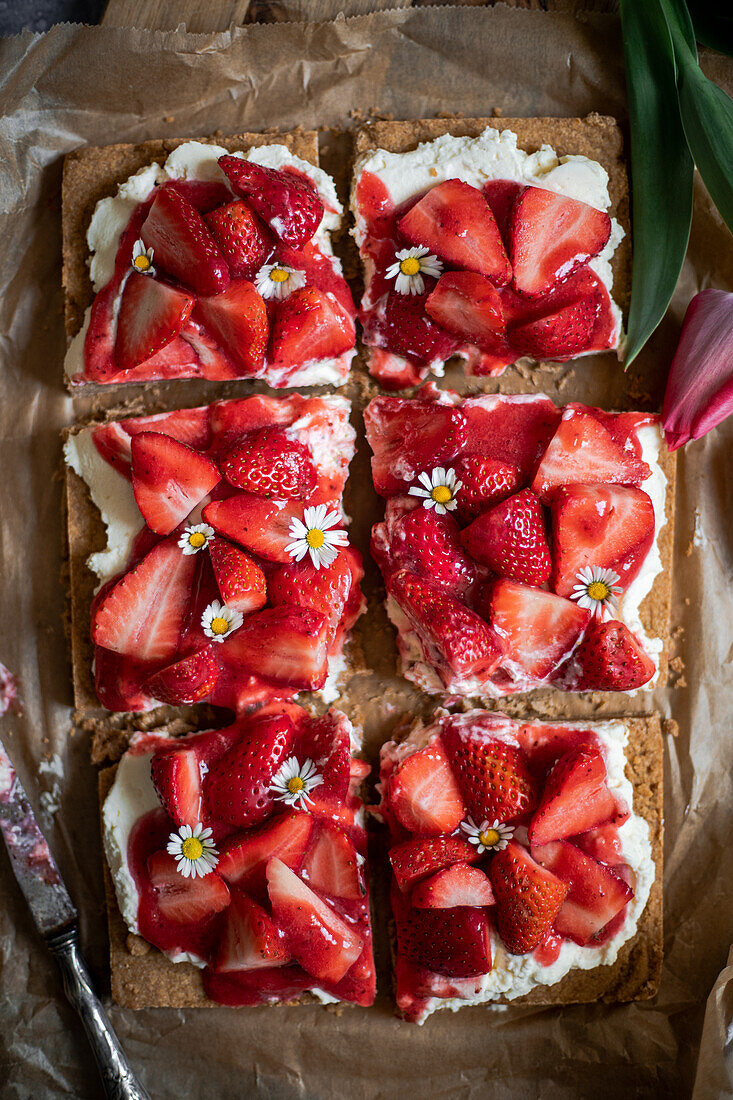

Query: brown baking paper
left=0, top=6, right=731, bottom=1098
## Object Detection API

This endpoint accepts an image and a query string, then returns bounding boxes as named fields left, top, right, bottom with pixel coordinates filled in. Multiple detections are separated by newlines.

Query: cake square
left=63, top=133, right=356, bottom=388
left=100, top=706, right=375, bottom=1009
left=351, top=116, right=630, bottom=390
left=64, top=392, right=363, bottom=721
left=376, top=709, right=663, bottom=1023
left=365, top=388, right=675, bottom=699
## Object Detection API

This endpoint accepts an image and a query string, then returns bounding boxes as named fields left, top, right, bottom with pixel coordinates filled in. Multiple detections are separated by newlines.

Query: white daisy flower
left=255, top=262, right=307, bottom=301
left=460, top=816, right=514, bottom=854
left=286, top=504, right=348, bottom=570
left=201, top=600, right=243, bottom=642
left=166, top=822, right=219, bottom=878
left=270, top=756, right=323, bottom=806
left=570, top=565, right=622, bottom=618
left=386, top=246, right=443, bottom=295
left=131, top=238, right=156, bottom=276
left=408, top=467, right=462, bottom=515
left=178, top=523, right=215, bottom=556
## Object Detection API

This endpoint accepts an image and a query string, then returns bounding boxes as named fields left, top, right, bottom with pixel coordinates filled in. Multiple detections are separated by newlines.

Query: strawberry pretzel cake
left=64, top=393, right=363, bottom=714
left=366, top=388, right=674, bottom=698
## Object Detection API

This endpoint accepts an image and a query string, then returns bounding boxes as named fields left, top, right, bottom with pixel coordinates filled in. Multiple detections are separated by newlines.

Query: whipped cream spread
left=381, top=715, right=655, bottom=1022
left=65, top=141, right=354, bottom=386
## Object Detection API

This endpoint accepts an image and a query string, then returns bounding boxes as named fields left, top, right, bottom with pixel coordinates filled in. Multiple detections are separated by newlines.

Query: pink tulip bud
left=662, top=288, right=733, bottom=450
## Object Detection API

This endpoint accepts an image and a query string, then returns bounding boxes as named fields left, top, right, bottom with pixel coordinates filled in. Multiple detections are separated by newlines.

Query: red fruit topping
left=364, top=397, right=468, bottom=497
left=389, top=834, right=480, bottom=891
left=565, top=618, right=656, bottom=692
left=91, top=537, right=195, bottom=661
left=571, top=822, right=625, bottom=867
left=460, top=394, right=561, bottom=484
left=515, top=722, right=595, bottom=776
left=376, top=290, right=458, bottom=367
left=205, top=714, right=295, bottom=827
left=484, top=579, right=589, bottom=682
left=395, top=903, right=492, bottom=978
left=122, top=406, right=212, bottom=451
left=509, top=186, right=611, bottom=297
left=215, top=890, right=289, bottom=972
left=145, top=646, right=220, bottom=705
left=425, top=271, right=506, bottom=350
left=531, top=409, right=651, bottom=501
left=221, top=428, right=317, bottom=500
left=411, top=862, right=495, bottom=909
left=389, top=509, right=476, bottom=596
left=482, top=179, right=523, bottom=245
left=218, top=156, right=324, bottom=248
left=489, top=840, right=568, bottom=954
left=452, top=454, right=522, bottom=524
left=268, top=554, right=355, bottom=646
left=114, top=274, right=194, bottom=373
left=301, top=822, right=364, bottom=900
left=460, top=489, right=551, bottom=585
left=387, top=737, right=464, bottom=837
left=217, top=809, right=313, bottom=888
left=550, top=484, right=656, bottom=598
left=194, top=279, right=268, bottom=376
left=440, top=720, right=537, bottom=824
left=531, top=840, right=633, bottom=945
left=141, top=185, right=230, bottom=296
left=204, top=199, right=271, bottom=279
left=528, top=744, right=618, bottom=846
left=398, top=179, right=511, bottom=285
left=510, top=296, right=597, bottom=360
left=266, top=857, right=362, bottom=983
left=209, top=538, right=267, bottom=614
left=295, top=715, right=352, bottom=799
left=146, top=851, right=230, bottom=924
left=270, top=286, right=355, bottom=372
left=203, top=494, right=303, bottom=563
left=389, top=571, right=504, bottom=686
left=222, top=605, right=330, bottom=689
left=130, top=431, right=221, bottom=536
left=150, top=747, right=203, bottom=828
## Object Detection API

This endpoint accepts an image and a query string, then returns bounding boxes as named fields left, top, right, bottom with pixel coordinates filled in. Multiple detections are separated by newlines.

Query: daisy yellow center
left=587, top=581, right=610, bottom=601
left=270, top=268, right=289, bottom=283
left=399, top=256, right=421, bottom=276
left=181, top=837, right=203, bottom=860
left=188, top=532, right=206, bottom=548
left=287, top=776, right=305, bottom=793
left=431, top=485, right=452, bottom=504
left=306, top=528, right=325, bottom=549
left=210, top=616, right=230, bottom=635
left=479, top=828, right=500, bottom=848
left=133, top=255, right=151, bottom=271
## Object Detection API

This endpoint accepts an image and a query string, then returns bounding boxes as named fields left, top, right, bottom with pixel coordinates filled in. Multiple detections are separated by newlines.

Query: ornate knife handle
left=47, top=925, right=151, bottom=1100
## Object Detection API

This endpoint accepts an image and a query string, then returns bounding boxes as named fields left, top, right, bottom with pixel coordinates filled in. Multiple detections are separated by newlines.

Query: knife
left=0, top=739, right=151, bottom=1100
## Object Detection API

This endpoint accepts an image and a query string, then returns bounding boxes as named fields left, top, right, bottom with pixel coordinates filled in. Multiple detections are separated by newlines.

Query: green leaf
left=686, top=2, right=733, bottom=59
left=619, top=0, right=694, bottom=364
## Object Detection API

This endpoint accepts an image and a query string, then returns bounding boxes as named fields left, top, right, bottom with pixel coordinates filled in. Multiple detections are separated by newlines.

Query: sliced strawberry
left=460, top=489, right=551, bottom=585
left=531, top=408, right=652, bottom=501
left=483, top=579, right=589, bottom=682
left=387, top=737, right=464, bottom=837
left=91, top=537, right=196, bottom=661
left=205, top=713, right=295, bottom=828
left=150, top=746, right=203, bottom=827
left=452, top=454, right=522, bottom=524
left=221, top=428, right=317, bottom=500
left=194, top=279, right=268, bottom=376
left=440, top=719, right=537, bottom=824
left=509, top=186, right=611, bottom=297
left=389, top=834, right=480, bottom=891
left=411, top=862, right=495, bottom=909
left=395, top=899, right=492, bottom=978
left=489, top=840, right=568, bottom=954
left=510, top=297, right=597, bottom=360
left=268, top=554, right=354, bottom=646
left=482, top=179, right=523, bottom=246
left=295, top=715, right=352, bottom=798
left=550, top=484, right=656, bottom=597
left=399, top=178, right=511, bottom=285
left=204, top=199, right=271, bottom=279
left=571, top=822, right=625, bottom=866
left=516, top=723, right=595, bottom=777
left=141, top=185, right=230, bottom=296
left=301, top=821, right=364, bottom=900
left=461, top=394, right=562, bottom=484
left=203, top=493, right=304, bottom=563
left=209, top=538, right=267, bottom=614
left=114, top=274, right=194, bottom=373
left=372, top=290, right=458, bottom=367
left=528, top=744, right=617, bottom=846
left=130, top=431, right=221, bottom=535
left=425, top=271, right=506, bottom=350
left=563, top=617, right=656, bottom=692
left=266, top=858, right=362, bottom=983
left=270, top=286, right=355, bottom=373
left=222, top=605, right=329, bottom=689
left=217, top=809, right=313, bottom=889
left=389, top=570, right=504, bottom=686
left=389, top=508, right=476, bottom=596
left=145, top=645, right=220, bottom=705
left=122, top=407, right=211, bottom=452
left=147, top=851, right=230, bottom=924
left=364, top=396, right=467, bottom=497
left=532, top=840, right=633, bottom=945
left=215, top=890, right=289, bottom=972
left=218, top=156, right=324, bottom=248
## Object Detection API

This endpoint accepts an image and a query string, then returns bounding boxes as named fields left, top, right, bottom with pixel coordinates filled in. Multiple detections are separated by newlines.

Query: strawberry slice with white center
left=563, top=617, right=656, bottom=692
left=150, top=746, right=204, bottom=828
left=193, top=279, right=268, bottom=376
left=204, top=199, right=272, bottom=279
left=141, top=185, right=230, bottom=296
left=489, top=840, right=568, bottom=954
left=221, top=428, right=317, bottom=500
left=452, top=454, right=522, bottom=524
left=460, top=488, right=551, bottom=586
left=364, top=396, right=468, bottom=497
left=144, top=645, right=220, bottom=705
left=369, top=290, right=459, bottom=368
left=411, top=862, right=495, bottom=909
left=130, top=431, right=221, bottom=536
left=398, top=178, right=511, bottom=285
left=389, top=508, right=477, bottom=597
left=510, top=296, right=597, bottom=360
left=114, top=274, right=195, bottom=374
left=550, top=484, right=656, bottom=597
left=531, top=840, right=633, bottom=945
left=147, top=851, right=230, bottom=924
left=122, top=406, right=212, bottom=451
left=440, top=720, right=537, bottom=825
left=204, top=713, right=295, bottom=828
left=217, top=809, right=313, bottom=889
left=482, top=578, right=590, bottom=682
left=203, top=493, right=305, bottom=563
left=395, top=898, right=492, bottom=978
left=389, top=834, right=481, bottom=891
left=528, top=743, right=619, bottom=845
left=222, top=605, right=330, bottom=689
left=387, top=737, right=464, bottom=837
left=91, top=537, right=196, bottom=661
left=531, top=408, right=652, bottom=502
left=294, top=715, right=352, bottom=798
left=269, top=286, right=355, bottom=373
left=215, top=890, right=290, bottom=972
left=268, top=554, right=354, bottom=647
left=218, top=156, right=324, bottom=248
left=509, top=186, right=611, bottom=297
left=266, top=857, right=363, bottom=983
left=209, top=538, right=267, bottom=614
left=425, top=271, right=507, bottom=350
left=301, top=821, right=364, bottom=900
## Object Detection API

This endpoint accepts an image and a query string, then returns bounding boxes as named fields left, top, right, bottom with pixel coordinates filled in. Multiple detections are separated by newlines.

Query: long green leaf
left=686, top=2, right=733, bottom=60
left=619, top=0, right=694, bottom=365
